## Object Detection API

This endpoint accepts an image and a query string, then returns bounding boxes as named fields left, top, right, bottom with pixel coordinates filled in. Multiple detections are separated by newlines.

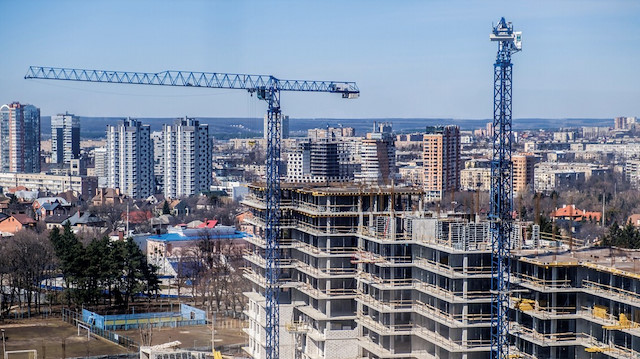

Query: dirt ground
left=117, top=318, right=247, bottom=349
left=0, top=317, right=247, bottom=359
left=0, top=319, right=129, bottom=359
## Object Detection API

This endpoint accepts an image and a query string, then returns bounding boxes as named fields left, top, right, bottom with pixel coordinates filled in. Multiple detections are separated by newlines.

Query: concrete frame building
left=160, top=118, right=212, bottom=199
left=0, top=102, right=40, bottom=173
left=241, top=183, right=500, bottom=359
left=423, top=125, right=461, bottom=200
left=511, top=248, right=640, bottom=359
left=242, top=182, right=640, bottom=359
left=51, top=112, right=80, bottom=165
left=106, top=118, right=154, bottom=198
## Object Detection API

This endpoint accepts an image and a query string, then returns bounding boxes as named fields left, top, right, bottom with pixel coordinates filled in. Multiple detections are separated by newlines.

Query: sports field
left=0, top=319, right=128, bottom=359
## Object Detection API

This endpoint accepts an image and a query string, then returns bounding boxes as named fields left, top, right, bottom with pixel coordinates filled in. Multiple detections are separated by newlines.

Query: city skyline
left=1, top=1, right=639, bottom=120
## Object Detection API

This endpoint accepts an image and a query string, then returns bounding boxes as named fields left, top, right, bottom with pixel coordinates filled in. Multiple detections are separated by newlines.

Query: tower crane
left=489, top=18, right=521, bottom=359
left=25, top=66, right=359, bottom=359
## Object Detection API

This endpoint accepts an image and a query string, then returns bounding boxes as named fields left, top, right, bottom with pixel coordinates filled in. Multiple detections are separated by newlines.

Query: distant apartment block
left=160, top=118, right=212, bottom=198
left=460, top=167, right=491, bottom=191
left=106, top=119, right=154, bottom=198
left=355, top=122, right=396, bottom=184
left=534, top=162, right=609, bottom=193
left=93, top=147, right=108, bottom=188
left=395, top=133, right=425, bottom=148
left=285, top=138, right=357, bottom=183
left=307, top=126, right=355, bottom=140
left=263, top=113, right=289, bottom=140
left=151, top=131, right=164, bottom=192
left=513, top=153, right=536, bottom=194
left=581, top=126, right=609, bottom=140
left=51, top=112, right=80, bottom=165
left=0, top=102, right=40, bottom=173
left=398, top=165, right=423, bottom=186
left=423, top=125, right=461, bottom=200
left=0, top=172, right=96, bottom=197
left=625, top=160, right=640, bottom=189
left=614, top=116, right=636, bottom=130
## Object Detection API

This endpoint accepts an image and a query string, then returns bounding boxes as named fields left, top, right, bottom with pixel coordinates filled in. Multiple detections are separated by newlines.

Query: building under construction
left=510, top=248, right=640, bottom=359
left=241, top=183, right=640, bottom=359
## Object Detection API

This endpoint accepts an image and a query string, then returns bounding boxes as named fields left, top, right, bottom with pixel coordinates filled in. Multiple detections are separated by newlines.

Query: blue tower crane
left=25, top=66, right=359, bottom=359
left=489, top=18, right=521, bottom=359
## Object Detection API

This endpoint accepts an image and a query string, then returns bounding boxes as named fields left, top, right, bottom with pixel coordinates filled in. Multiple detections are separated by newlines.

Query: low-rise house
left=0, top=213, right=37, bottom=234
left=150, top=214, right=172, bottom=232
left=65, top=211, right=105, bottom=228
left=550, top=204, right=602, bottom=222
left=628, top=214, right=640, bottom=227
left=196, top=196, right=213, bottom=211
left=145, top=193, right=165, bottom=205
left=155, top=199, right=190, bottom=216
left=44, top=213, right=74, bottom=229
left=124, top=210, right=154, bottom=225
left=57, top=190, right=82, bottom=206
left=92, top=188, right=126, bottom=206
left=33, top=197, right=73, bottom=220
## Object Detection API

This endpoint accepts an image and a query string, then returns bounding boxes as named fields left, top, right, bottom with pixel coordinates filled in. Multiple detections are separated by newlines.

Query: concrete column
left=358, top=195, right=363, bottom=231
left=326, top=196, right=331, bottom=234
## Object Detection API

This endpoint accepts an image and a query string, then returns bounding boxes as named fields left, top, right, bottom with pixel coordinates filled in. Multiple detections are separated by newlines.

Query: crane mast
left=25, top=66, right=358, bottom=359
left=489, top=18, right=521, bottom=359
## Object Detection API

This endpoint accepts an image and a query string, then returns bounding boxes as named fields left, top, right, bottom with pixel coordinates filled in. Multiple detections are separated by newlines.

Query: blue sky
left=1, top=0, right=639, bottom=120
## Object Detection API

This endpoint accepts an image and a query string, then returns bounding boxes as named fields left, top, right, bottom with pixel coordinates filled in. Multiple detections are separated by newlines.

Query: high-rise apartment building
left=614, top=116, right=636, bottom=130
left=263, top=113, right=289, bottom=140
left=93, top=147, right=108, bottom=188
left=151, top=131, right=164, bottom=192
left=512, top=153, right=536, bottom=194
left=106, top=119, right=154, bottom=198
left=356, top=122, right=396, bottom=184
left=51, top=112, right=80, bottom=165
left=160, top=118, right=212, bottom=199
left=0, top=102, right=41, bottom=173
left=423, top=125, right=461, bottom=200
left=284, top=138, right=356, bottom=183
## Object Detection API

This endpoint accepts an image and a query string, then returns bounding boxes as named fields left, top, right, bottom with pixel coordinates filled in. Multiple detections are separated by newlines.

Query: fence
left=81, top=304, right=206, bottom=331
left=62, top=308, right=140, bottom=351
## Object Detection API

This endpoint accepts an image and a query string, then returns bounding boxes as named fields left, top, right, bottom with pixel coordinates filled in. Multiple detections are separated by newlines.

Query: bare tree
left=194, top=230, right=246, bottom=314
left=90, top=203, right=127, bottom=232
left=3, top=229, right=54, bottom=315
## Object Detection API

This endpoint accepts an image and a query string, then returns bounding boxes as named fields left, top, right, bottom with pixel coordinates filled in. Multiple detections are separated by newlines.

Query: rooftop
left=248, top=182, right=423, bottom=196
left=517, top=247, right=640, bottom=277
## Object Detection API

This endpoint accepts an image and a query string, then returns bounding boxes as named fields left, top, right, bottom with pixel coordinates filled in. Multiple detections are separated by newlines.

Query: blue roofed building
left=146, top=222, right=246, bottom=275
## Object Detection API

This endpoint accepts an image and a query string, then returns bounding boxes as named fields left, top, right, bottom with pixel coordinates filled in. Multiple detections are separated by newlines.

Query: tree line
left=0, top=225, right=159, bottom=320
left=601, top=221, right=640, bottom=249
left=50, top=225, right=159, bottom=308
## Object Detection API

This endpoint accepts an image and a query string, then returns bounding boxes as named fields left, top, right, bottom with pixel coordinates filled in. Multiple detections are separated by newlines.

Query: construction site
left=241, top=182, right=640, bottom=359
left=13, top=10, right=639, bottom=359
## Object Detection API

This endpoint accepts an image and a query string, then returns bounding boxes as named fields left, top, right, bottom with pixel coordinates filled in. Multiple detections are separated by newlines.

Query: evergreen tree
left=162, top=201, right=171, bottom=215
